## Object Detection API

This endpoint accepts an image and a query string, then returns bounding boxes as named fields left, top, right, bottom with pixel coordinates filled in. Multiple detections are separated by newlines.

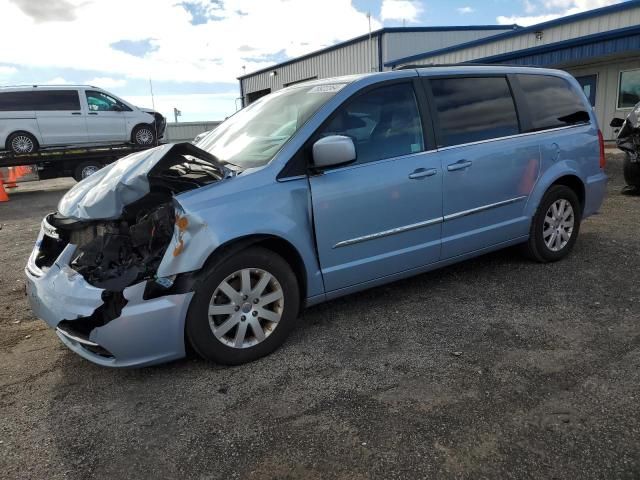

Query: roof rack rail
left=0, top=84, right=98, bottom=88
left=393, top=63, right=544, bottom=70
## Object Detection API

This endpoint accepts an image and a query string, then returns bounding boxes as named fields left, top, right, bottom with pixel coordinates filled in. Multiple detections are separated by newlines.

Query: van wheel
left=132, top=125, right=155, bottom=146
left=524, top=185, right=581, bottom=263
left=623, top=153, right=640, bottom=187
left=186, top=247, right=300, bottom=365
left=73, top=160, right=103, bottom=181
left=7, top=132, right=38, bottom=154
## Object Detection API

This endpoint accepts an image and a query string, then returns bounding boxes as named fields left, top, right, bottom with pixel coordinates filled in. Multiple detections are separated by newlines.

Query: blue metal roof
left=385, top=0, right=640, bottom=67
left=473, top=25, right=640, bottom=66
left=237, top=25, right=519, bottom=80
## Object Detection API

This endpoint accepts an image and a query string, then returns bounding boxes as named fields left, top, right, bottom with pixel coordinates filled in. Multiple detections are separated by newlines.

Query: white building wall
left=565, top=56, right=640, bottom=140
left=403, top=7, right=640, bottom=65
left=165, top=121, right=221, bottom=143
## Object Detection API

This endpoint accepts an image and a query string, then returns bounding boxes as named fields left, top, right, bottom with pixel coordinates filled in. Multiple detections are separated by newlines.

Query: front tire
left=7, top=132, right=38, bottom=154
left=132, top=124, right=156, bottom=146
left=524, top=185, right=581, bottom=263
left=623, top=153, right=640, bottom=187
left=186, top=247, right=300, bottom=365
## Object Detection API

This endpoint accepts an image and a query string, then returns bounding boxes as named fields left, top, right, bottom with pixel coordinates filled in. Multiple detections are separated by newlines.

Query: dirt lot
left=0, top=155, right=639, bottom=480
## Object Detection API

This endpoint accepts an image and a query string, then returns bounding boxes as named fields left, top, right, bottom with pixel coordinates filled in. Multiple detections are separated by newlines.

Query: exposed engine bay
left=613, top=101, right=640, bottom=191
left=35, top=143, right=230, bottom=292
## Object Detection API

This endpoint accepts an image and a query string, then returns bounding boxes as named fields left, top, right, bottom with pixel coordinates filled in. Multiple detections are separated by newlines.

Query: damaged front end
left=25, top=143, right=230, bottom=367
left=616, top=102, right=640, bottom=163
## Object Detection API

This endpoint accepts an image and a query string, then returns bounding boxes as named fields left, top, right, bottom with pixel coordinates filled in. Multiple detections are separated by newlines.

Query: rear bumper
left=25, top=228, right=192, bottom=368
left=584, top=171, right=608, bottom=217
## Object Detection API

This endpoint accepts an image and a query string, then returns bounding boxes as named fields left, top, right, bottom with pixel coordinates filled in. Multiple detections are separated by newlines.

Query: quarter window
left=319, top=83, right=424, bottom=164
left=430, top=76, right=519, bottom=147
left=516, top=74, right=590, bottom=131
left=0, top=92, right=36, bottom=111
left=618, top=69, right=640, bottom=109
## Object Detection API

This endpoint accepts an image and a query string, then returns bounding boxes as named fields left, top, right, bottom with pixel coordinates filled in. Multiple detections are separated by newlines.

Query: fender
left=156, top=172, right=325, bottom=300
left=525, top=159, right=584, bottom=219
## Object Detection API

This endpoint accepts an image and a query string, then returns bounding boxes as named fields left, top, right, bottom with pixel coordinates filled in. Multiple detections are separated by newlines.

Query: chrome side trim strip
left=443, top=195, right=528, bottom=221
left=437, top=124, right=587, bottom=152
left=333, top=217, right=443, bottom=248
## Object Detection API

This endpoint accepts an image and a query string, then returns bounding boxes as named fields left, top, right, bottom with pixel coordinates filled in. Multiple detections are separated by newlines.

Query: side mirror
left=610, top=117, right=625, bottom=128
left=312, top=135, right=356, bottom=169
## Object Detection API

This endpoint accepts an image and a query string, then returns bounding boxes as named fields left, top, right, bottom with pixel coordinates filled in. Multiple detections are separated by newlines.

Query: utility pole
left=173, top=107, right=181, bottom=123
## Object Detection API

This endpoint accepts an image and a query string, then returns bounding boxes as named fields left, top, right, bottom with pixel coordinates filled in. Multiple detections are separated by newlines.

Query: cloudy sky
left=0, top=0, right=622, bottom=121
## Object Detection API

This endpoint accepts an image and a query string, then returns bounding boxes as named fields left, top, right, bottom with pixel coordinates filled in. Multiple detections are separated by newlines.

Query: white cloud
left=123, top=92, right=241, bottom=122
left=85, top=77, right=127, bottom=89
left=0, top=0, right=381, bottom=84
left=457, top=6, right=474, bottom=14
left=380, top=0, right=423, bottom=22
left=497, top=0, right=622, bottom=26
left=41, top=76, right=72, bottom=84
left=0, top=66, right=17, bottom=76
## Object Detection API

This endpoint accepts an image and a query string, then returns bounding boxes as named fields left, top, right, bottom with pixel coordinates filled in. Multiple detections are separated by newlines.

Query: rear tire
left=186, top=247, right=300, bottom=365
left=623, top=153, right=640, bottom=187
left=7, top=132, right=38, bottom=154
left=73, top=160, right=103, bottom=182
left=132, top=124, right=156, bottom=146
left=524, top=185, right=581, bottom=263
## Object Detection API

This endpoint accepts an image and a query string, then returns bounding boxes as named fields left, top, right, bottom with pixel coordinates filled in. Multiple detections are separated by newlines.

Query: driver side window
left=85, top=91, right=130, bottom=112
left=320, top=83, right=424, bottom=164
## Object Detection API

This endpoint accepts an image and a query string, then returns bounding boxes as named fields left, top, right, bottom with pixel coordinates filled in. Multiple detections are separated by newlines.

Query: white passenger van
left=0, top=85, right=165, bottom=153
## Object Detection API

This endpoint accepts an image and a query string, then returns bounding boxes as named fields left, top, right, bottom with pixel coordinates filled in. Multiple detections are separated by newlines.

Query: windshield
left=196, top=83, right=346, bottom=168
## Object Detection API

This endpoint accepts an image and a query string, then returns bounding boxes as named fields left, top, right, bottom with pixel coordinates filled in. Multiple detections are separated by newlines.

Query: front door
left=427, top=76, right=540, bottom=259
left=84, top=90, right=127, bottom=143
left=309, top=81, right=442, bottom=292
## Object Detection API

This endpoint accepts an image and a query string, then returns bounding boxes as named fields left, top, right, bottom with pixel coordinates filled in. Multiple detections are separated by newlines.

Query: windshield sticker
left=309, top=84, right=346, bottom=94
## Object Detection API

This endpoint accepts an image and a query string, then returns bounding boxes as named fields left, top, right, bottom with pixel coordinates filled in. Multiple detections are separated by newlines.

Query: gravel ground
left=0, top=155, right=639, bottom=480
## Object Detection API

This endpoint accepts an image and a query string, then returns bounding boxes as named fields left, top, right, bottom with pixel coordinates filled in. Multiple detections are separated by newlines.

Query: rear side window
left=516, top=74, right=590, bottom=131
left=0, top=92, right=36, bottom=111
left=430, top=76, right=519, bottom=147
left=31, top=90, right=80, bottom=111
left=319, top=83, right=424, bottom=164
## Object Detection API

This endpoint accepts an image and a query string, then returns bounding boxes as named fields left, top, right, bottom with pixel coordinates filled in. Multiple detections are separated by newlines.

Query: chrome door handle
left=447, top=160, right=472, bottom=171
left=408, top=168, right=437, bottom=179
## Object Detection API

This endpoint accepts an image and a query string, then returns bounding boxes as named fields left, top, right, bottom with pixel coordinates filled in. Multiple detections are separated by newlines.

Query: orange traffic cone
left=0, top=173, right=9, bottom=202
left=5, top=167, right=17, bottom=189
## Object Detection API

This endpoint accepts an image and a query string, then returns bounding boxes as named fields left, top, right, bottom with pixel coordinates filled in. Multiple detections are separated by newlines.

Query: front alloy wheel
left=186, top=247, right=299, bottom=365
left=208, top=268, right=284, bottom=349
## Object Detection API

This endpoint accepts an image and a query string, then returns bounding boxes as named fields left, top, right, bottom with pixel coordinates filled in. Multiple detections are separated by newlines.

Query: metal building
left=238, top=2, right=640, bottom=140
left=238, top=25, right=518, bottom=104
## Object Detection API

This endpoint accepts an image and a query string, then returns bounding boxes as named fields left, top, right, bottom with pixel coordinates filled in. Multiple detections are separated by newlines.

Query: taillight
left=598, top=129, right=606, bottom=169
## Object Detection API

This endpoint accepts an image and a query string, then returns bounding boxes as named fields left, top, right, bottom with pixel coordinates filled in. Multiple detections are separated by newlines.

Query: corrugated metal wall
left=402, top=7, right=640, bottom=65
left=381, top=29, right=511, bottom=67
left=241, top=37, right=377, bottom=96
left=165, top=121, right=221, bottom=143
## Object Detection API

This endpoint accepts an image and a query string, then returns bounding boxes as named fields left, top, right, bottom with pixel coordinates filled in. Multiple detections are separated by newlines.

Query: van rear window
left=0, top=90, right=80, bottom=111
left=516, top=74, right=590, bottom=132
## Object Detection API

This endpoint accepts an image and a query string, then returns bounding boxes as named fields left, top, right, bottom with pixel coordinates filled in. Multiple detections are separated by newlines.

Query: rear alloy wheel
left=623, top=153, right=640, bottom=187
left=7, top=132, right=38, bottom=154
left=132, top=125, right=155, bottom=146
left=524, top=185, right=581, bottom=262
left=186, top=247, right=299, bottom=365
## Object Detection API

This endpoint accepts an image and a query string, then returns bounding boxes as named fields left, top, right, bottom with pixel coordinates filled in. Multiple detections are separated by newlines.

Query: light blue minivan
left=25, top=66, right=607, bottom=367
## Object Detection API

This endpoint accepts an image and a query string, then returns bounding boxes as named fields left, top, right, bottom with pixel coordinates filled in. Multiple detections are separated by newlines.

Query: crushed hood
left=58, top=143, right=230, bottom=221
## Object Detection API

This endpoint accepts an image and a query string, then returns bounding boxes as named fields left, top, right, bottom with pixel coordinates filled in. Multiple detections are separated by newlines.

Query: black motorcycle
left=611, top=102, right=640, bottom=193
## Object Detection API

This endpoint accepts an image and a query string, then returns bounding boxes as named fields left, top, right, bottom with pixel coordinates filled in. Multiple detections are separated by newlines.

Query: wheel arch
left=198, top=234, right=308, bottom=310
left=5, top=130, right=41, bottom=151
left=549, top=174, right=585, bottom=214
left=130, top=122, right=154, bottom=143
